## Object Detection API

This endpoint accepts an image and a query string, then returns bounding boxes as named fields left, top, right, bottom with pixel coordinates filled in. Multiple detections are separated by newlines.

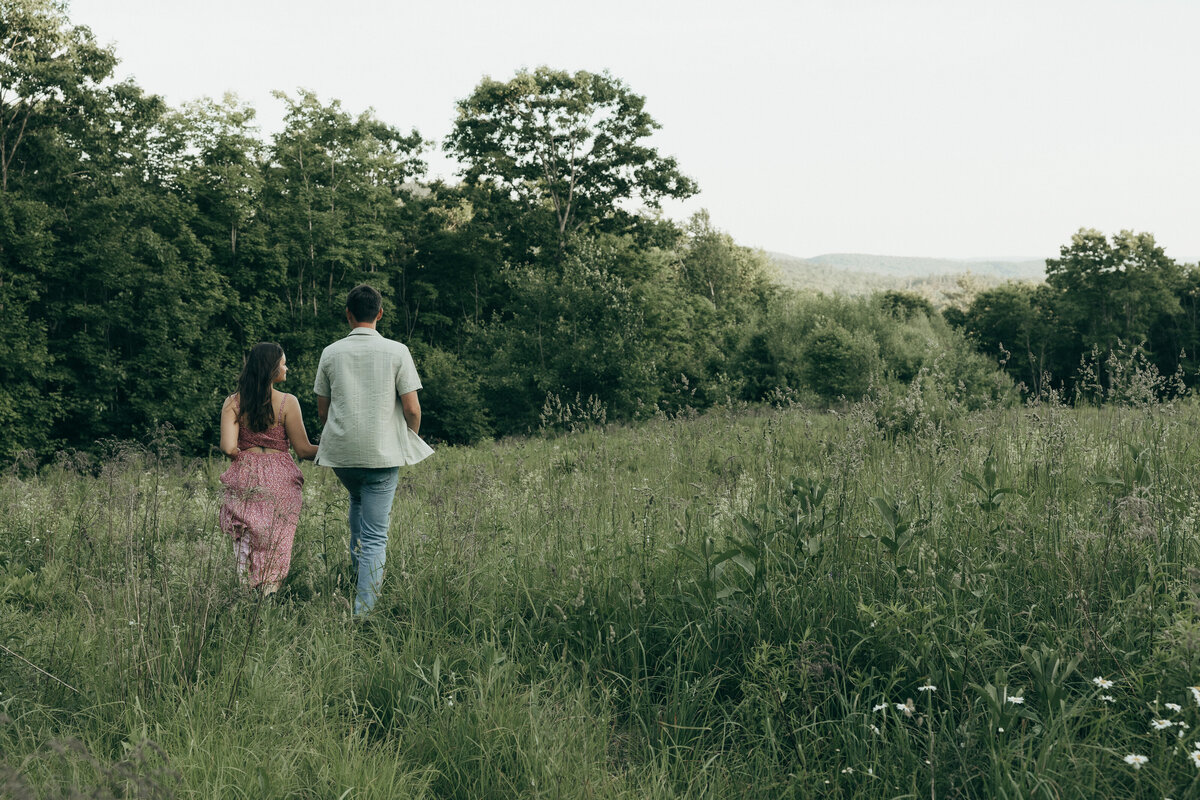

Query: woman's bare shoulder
left=222, top=393, right=239, bottom=410
left=273, top=390, right=298, bottom=416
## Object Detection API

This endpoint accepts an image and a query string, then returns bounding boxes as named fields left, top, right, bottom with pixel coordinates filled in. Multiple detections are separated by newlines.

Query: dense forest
left=1, top=0, right=1197, bottom=462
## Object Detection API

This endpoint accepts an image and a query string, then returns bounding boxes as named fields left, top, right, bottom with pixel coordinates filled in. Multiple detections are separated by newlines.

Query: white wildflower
left=1007, top=696, right=1024, bottom=704
left=1100, top=695, right=1115, bottom=703
left=1190, top=750, right=1200, bottom=769
left=1093, top=677, right=1114, bottom=689
left=872, top=703, right=888, bottom=712
left=1167, top=703, right=1182, bottom=713
left=1123, top=754, right=1148, bottom=769
left=917, top=684, right=936, bottom=693
left=1191, top=686, right=1200, bottom=707
left=841, top=767, right=853, bottom=774
left=1152, top=719, right=1173, bottom=731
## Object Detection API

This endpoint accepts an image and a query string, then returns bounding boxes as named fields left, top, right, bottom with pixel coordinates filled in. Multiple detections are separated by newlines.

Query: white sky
left=68, top=0, right=1200, bottom=262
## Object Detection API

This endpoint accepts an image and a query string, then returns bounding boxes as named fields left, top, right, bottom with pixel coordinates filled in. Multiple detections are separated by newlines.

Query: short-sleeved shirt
left=313, top=328, right=422, bottom=468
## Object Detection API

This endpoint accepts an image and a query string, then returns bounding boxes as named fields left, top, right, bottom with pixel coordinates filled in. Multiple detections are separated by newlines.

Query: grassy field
left=4, top=393, right=1200, bottom=798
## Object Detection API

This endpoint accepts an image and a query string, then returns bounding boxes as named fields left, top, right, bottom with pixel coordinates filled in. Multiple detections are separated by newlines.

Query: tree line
left=2, top=1, right=1194, bottom=463
left=953, top=229, right=1200, bottom=399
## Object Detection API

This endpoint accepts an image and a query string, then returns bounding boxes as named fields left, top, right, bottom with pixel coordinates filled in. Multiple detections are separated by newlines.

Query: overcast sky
left=68, top=0, right=1200, bottom=262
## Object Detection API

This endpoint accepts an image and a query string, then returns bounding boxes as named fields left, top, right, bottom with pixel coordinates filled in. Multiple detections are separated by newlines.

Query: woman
left=219, top=343, right=319, bottom=594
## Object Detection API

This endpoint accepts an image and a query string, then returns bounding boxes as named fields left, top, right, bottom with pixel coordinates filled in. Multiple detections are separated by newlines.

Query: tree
left=800, top=321, right=878, bottom=400
left=678, top=210, right=774, bottom=313
left=446, top=67, right=697, bottom=249
left=263, top=90, right=425, bottom=331
left=964, top=282, right=1057, bottom=393
left=1045, top=229, right=1181, bottom=356
left=160, top=95, right=284, bottom=345
left=0, top=0, right=116, bottom=194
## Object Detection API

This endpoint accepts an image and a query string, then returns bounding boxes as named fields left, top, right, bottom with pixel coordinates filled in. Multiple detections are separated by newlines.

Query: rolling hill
left=766, top=252, right=1046, bottom=306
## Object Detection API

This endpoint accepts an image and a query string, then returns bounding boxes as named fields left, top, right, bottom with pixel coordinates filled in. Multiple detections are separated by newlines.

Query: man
left=314, top=284, right=430, bottom=616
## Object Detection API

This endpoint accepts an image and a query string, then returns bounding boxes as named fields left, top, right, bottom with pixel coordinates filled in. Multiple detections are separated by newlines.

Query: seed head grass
left=4, top=398, right=1200, bottom=796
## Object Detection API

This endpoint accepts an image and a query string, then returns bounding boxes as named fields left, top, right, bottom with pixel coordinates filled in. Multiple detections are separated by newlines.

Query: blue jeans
left=332, top=467, right=399, bottom=616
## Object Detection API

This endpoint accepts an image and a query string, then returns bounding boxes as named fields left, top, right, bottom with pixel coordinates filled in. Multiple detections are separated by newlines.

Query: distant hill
left=766, top=252, right=1046, bottom=306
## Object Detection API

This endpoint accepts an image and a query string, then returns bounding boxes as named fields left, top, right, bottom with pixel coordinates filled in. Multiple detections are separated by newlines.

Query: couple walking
left=217, top=284, right=432, bottom=616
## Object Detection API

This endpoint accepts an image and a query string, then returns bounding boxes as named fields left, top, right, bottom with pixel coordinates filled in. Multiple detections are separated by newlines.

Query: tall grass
left=4, top=390, right=1200, bottom=797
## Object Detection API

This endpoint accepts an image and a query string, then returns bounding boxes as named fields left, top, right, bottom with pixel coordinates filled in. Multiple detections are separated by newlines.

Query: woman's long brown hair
left=236, top=343, right=284, bottom=432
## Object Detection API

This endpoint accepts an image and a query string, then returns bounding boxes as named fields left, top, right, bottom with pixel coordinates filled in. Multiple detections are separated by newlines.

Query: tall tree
left=446, top=67, right=697, bottom=249
left=964, top=282, right=1058, bottom=394
left=162, top=95, right=284, bottom=343
left=0, top=0, right=115, bottom=194
left=262, top=91, right=425, bottom=334
left=1045, top=228, right=1181, bottom=357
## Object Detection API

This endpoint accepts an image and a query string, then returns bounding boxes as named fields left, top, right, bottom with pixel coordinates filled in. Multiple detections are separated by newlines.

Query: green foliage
left=877, top=289, right=934, bottom=319
left=412, top=344, right=492, bottom=445
left=2, top=0, right=1192, bottom=468
left=7, top=398, right=1200, bottom=797
left=964, top=228, right=1199, bottom=399
left=801, top=320, right=880, bottom=400
left=446, top=67, right=697, bottom=247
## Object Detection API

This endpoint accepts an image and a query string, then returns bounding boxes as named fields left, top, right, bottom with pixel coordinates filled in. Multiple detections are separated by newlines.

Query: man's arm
left=317, top=395, right=330, bottom=426
left=400, top=391, right=420, bottom=435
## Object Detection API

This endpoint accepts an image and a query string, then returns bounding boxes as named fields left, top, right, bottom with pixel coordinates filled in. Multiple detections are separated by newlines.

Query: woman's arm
left=283, top=394, right=319, bottom=460
left=220, top=396, right=240, bottom=458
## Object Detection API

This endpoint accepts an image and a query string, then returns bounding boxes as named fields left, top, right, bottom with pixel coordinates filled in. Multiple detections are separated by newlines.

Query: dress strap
left=278, top=394, right=288, bottom=425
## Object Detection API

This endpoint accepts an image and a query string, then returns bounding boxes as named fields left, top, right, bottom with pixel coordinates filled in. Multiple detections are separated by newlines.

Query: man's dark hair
left=346, top=284, right=382, bottom=323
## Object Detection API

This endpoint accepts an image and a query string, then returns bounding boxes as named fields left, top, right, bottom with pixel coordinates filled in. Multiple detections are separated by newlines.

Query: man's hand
left=317, top=395, right=330, bottom=425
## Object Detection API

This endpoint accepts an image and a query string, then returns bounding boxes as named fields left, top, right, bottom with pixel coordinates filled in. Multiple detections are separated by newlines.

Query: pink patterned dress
left=219, top=395, right=304, bottom=586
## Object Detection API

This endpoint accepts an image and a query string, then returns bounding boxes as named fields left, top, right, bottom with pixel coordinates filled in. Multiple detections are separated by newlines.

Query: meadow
left=4, top=389, right=1200, bottom=799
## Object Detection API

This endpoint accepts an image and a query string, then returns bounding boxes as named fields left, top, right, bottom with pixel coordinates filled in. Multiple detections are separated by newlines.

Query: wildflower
left=866, top=767, right=874, bottom=776
left=1191, top=750, right=1200, bottom=769
left=1191, top=687, right=1200, bottom=707
left=895, top=699, right=915, bottom=717
left=870, top=724, right=880, bottom=735
left=1152, top=719, right=1173, bottom=731
left=872, top=703, right=888, bottom=712
left=841, top=767, right=853, bottom=774
left=998, top=727, right=1004, bottom=733
left=1100, top=695, right=1115, bottom=703
left=1167, top=703, right=1182, bottom=713
left=1123, top=754, right=1148, bottom=769
left=917, top=684, right=936, bottom=693
left=1093, top=677, right=1114, bottom=689
left=1007, top=696, right=1024, bottom=704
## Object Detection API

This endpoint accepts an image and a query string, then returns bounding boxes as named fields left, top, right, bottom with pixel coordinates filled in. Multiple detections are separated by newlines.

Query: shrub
left=801, top=321, right=879, bottom=400
left=411, top=345, right=492, bottom=445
